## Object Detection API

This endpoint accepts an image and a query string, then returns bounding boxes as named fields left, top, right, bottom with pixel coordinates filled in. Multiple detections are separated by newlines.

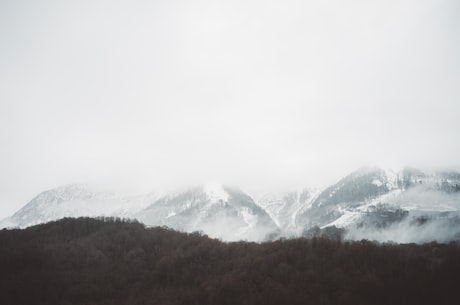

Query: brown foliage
left=1, top=217, right=459, bottom=305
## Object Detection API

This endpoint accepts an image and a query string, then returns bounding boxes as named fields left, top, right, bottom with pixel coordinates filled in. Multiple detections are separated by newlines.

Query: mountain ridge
left=2, top=167, right=459, bottom=242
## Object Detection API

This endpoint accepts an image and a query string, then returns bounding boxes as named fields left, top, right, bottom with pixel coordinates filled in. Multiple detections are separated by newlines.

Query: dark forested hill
left=1, top=217, right=459, bottom=305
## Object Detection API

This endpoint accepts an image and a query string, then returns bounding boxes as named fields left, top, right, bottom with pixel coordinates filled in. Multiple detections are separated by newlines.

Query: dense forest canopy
left=1, top=217, right=459, bottom=305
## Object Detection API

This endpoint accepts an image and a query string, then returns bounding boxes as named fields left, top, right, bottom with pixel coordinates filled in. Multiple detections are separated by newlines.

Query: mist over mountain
left=136, top=184, right=278, bottom=241
left=2, top=167, right=459, bottom=243
left=0, top=185, right=156, bottom=228
left=292, top=167, right=460, bottom=243
left=257, top=187, right=315, bottom=231
left=1, top=1, right=459, bottom=303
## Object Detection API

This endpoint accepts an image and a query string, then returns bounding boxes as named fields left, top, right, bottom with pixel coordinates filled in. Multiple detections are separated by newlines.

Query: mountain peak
left=203, top=182, right=229, bottom=202
left=33, top=184, right=98, bottom=202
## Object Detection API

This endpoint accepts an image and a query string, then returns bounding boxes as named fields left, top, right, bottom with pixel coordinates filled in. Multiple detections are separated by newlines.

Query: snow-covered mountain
left=136, top=183, right=278, bottom=241
left=256, top=188, right=318, bottom=234
left=295, top=167, right=396, bottom=228
left=294, top=167, right=460, bottom=242
left=0, top=185, right=157, bottom=228
left=1, top=167, right=459, bottom=243
left=0, top=183, right=278, bottom=242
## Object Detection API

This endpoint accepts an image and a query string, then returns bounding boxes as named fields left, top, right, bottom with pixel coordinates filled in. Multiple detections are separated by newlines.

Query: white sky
left=1, top=0, right=459, bottom=218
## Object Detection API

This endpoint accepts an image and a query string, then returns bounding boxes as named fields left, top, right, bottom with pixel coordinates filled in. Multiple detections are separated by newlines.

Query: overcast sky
left=1, top=0, right=459, bottom=218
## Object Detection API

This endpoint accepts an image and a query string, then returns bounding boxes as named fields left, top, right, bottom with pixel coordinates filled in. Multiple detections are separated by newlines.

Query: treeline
left=1, top=217, right=459, bottom=305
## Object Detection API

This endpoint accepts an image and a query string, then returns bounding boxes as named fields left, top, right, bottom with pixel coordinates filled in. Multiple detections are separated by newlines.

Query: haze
left=1, top=0, right=459, bottom=218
